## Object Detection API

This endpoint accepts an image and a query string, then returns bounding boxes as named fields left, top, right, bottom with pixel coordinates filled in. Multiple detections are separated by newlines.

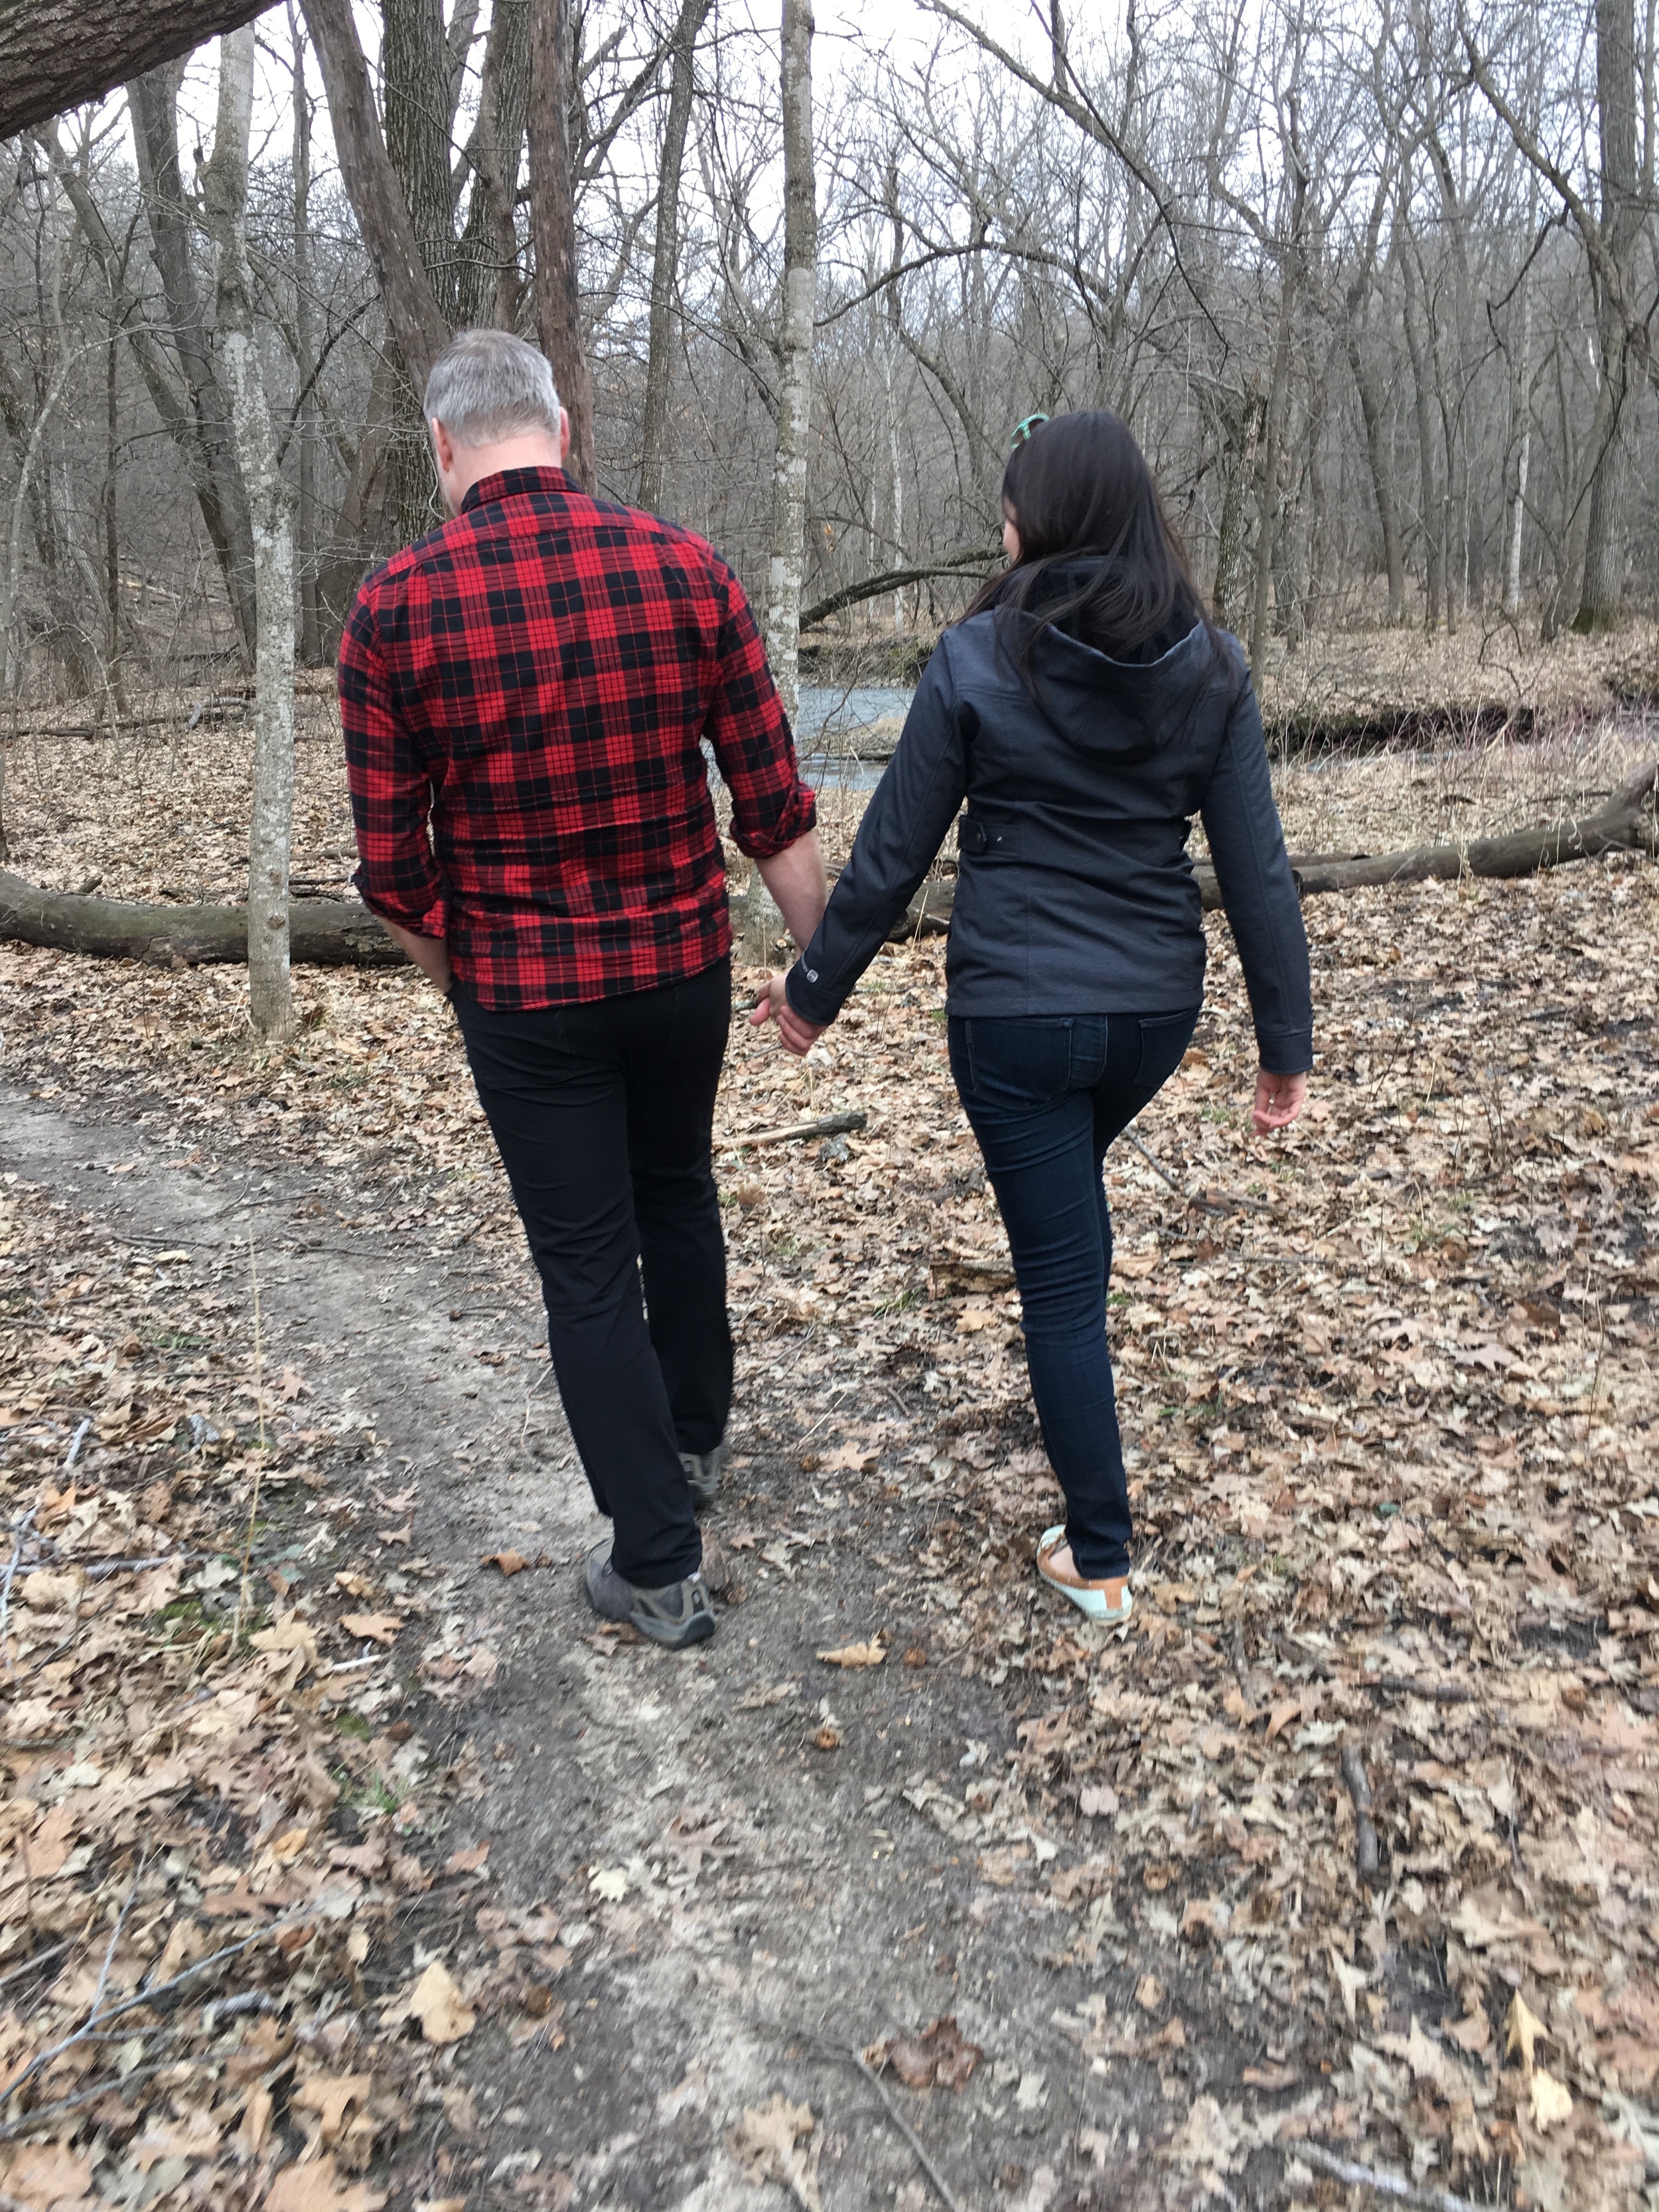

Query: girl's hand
left=1253, top=1069, right=1307, bottom=1132
left=749, top=974, right=829, bottom=1059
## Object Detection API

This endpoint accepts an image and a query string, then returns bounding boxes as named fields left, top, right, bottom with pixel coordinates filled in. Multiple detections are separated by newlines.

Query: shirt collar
left=460, top=465, right=576, bottom=515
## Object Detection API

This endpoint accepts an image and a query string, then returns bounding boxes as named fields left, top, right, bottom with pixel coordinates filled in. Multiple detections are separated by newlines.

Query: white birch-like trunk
left=884, top=348, right=904, bottom=636
left=764, top=0, right=815, bottom=727
left=204, top=27, right=297, bottom=1042
left=1504, top=274, right=1532, bottom=619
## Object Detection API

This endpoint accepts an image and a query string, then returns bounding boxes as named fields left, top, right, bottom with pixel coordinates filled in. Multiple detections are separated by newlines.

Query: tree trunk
left=638, top=0, right=712, bottom=513
left=0, top=349, right=78, bottom=694
left=203, top=27, right=298, bottom=1044
left=1345, top=330, right=1406, bottom=624
left=0, top=0, right=267, bottom=142
left=1247, top=267, right=1296, bottom=670
left=383, top=0, right=455, bottom=310
left=1399, top=242, right=1443, bottom=630
left=301, top=0, right=450, bottom=398
left=1212, top=384, right=1262, bottom=627
left=765, top=0, right=816, bottom=725
left=1503, top=265, right=1534, bottom=621
left=103, top=301, right=123, bottom=693
left=291, top=5, right=322, bottom=666
left=529, top=0, right=597, bottom=490
left=316, top=349, right=399, bottom=650
left=1574, top=0, right=1640, bottom=631
left=453, top=0, right=531, bottom=331
left=129, top=64, right=259, bottom=663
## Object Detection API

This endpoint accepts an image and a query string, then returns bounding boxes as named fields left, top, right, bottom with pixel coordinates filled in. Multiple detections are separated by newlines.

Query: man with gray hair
left=340, top=329, right=827, bottom=1649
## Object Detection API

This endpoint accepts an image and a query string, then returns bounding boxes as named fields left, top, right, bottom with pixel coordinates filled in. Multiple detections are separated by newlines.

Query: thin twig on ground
left=1, top=1899, right=344, bottom=2107
left=232, top=1236, right=267, bottom=1648
left=1294, top=2138, right=1492, bottom=2212
left=744, top=2014, right=966, bottom=2212
left=1119, top=1128, right=1274, bottom=1216
left=0, top=1505, right=39, bottom=1674
left=726, top=1108, right=867, bottom=1147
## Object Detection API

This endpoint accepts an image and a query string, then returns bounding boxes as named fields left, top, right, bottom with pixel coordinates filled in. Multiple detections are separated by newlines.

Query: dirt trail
left=2, top=1076, right=1268, bottom=2212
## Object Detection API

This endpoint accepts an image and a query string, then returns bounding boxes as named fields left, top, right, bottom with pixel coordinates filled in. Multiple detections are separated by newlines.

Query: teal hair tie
left=1009, top=411, right=1050, bottom=452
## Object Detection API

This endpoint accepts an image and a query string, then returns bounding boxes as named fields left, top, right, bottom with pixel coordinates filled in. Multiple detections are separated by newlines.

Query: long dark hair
left=962, top=409, right=1215, bottom=691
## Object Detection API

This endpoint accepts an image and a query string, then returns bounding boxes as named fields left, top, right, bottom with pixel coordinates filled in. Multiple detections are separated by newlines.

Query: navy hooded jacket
left=783, top=605, right=1314, bottom=1074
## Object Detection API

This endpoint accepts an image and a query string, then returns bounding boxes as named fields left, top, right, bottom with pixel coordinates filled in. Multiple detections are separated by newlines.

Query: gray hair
left=423, top=329, right=562, bottom=446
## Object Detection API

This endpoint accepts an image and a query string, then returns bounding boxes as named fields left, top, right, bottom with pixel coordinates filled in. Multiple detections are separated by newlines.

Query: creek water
left=796, top=682, right=914, bottom=792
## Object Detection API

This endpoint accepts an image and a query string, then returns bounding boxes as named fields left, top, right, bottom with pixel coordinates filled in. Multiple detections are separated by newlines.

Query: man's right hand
left=749, top=974, right=828, bottom=1059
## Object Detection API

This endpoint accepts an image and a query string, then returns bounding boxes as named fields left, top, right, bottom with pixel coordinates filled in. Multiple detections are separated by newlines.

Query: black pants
left=948, top=1007, right=1200, bottom=1577
left=453, top=958, right=731, bottom=1587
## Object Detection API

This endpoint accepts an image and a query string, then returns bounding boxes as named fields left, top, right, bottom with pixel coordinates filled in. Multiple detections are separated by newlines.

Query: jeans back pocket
left=956, top=1016, right=1076, bottom=1114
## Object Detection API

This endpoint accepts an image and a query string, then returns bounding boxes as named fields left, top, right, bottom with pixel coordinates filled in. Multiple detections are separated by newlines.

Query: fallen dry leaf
left=481, top=1549, right=528, bottom=1575
left=816, top=1639, right=886, bottom=1667
left=407, top=1960, right=475, bottom=2045
left=1505, top=1991, right=1547, bottom=2072
left=291, top=2071, right=373, bottom=2148
left=1529, top=2066, right=1574, bottom=2130
left=251, top=1611, right=320, bottom=1674
left=865, top=2015, right=983, bottom=2092
left=729, top=2094, right=822, bottom=2210
left=0, top=2143, right=94, bottom=2205
left=339, top=1611, right=403, bottom=1646
left=265, top=2157, right=389, bottom=2212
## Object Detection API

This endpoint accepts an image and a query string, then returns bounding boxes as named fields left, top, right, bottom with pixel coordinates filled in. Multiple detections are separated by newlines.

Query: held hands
left=749, top=974, right=828, bottom=1059
left=1254, top=1069, right=1307, bottom=1133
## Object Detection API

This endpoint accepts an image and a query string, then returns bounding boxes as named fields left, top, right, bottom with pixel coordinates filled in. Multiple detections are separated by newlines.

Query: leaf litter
left=0, top=713, right=1656, bottom=2203
left=0, top=1170, right=577, bottom=2206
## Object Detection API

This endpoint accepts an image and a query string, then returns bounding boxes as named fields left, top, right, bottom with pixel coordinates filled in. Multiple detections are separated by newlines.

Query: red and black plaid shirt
left=339, top=467, right=816, bottom=1009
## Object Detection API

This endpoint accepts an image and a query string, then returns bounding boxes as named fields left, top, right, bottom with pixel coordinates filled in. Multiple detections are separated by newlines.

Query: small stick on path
left=1295, top=2138, right=1492, bottom=2212
left=745, top=2014, right=966, bottom=2212
left=726, top=1109, right=867, bottom=1148
left=1341, top=1743, right=1380, bottom=1879
left=1119, top=1129, right=1273, bottom=1218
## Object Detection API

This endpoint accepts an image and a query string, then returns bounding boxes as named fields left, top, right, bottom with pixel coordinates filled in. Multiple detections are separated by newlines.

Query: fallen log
left=869, top=758, right=1658, bottom=929
left=1, top=763, right=1651, bottom=970
left=0, top=871, right=401, bottom=968
left=1283, top=757, right=1658, bottom=896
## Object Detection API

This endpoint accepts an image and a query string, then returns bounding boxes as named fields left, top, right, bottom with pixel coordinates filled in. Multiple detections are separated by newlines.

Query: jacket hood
left=1004, top=559, right=1226, bottom=757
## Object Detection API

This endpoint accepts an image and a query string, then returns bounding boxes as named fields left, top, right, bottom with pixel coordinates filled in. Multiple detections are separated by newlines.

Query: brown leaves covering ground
left=0, top=1175, right=574, bottom=2206
left=1, top=699, right=1657, bottom=2205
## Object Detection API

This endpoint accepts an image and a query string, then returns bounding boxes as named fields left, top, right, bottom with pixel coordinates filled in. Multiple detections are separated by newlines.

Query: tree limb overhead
left=0, top=0, right=268, bottom=141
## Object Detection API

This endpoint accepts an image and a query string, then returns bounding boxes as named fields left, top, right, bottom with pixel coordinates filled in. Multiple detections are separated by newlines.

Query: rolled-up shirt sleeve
left=705, top=565, right=816, bottom=858
left=339, top=589, right=447, bottom=938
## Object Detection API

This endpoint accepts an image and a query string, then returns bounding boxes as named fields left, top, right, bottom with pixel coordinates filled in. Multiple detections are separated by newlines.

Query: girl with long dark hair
left=753, top=409, right=1311, bottom=1626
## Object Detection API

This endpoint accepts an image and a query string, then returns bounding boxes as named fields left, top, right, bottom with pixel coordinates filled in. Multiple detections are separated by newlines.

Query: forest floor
left=0, top=676, right=1657, bottom=2212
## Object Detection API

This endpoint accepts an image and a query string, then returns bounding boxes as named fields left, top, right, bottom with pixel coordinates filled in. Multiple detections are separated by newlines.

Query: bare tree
left=530, top=0, right=598, bottom=488
left=765, top=0, right=816, bottom=723
left=639, top=0, right=714, bottom=512
left=203, top=25, right=297, bottom=1040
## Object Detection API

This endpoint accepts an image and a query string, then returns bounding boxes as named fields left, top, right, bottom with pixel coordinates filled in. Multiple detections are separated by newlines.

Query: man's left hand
left=749, top=974, right=828, bottom=1059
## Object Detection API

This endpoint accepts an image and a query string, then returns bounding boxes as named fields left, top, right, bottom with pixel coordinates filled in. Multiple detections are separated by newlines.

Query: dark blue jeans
left=948, top=1008, right=1200, bottom=1578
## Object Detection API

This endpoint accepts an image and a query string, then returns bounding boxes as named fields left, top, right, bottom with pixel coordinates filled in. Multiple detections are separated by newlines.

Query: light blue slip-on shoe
left=1036, top=1525, right=1133, bottom=1625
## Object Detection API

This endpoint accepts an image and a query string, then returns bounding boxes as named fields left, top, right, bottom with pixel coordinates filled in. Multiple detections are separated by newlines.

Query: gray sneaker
left=679, top=1442, right=725, bottom=1514
left=583, top=1544, right=715, bottom=1649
